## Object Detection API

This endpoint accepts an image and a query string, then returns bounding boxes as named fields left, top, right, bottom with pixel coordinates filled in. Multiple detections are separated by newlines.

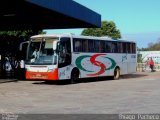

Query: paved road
left=0, top=71, right=160, bottom=114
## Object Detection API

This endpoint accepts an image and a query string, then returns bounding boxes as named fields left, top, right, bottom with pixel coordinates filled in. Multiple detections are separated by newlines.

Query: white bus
left=25, top=33, right=136, bottom=83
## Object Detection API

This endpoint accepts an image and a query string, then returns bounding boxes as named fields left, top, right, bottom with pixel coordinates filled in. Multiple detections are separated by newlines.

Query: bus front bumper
left=26, top=68, right=58, bottom=80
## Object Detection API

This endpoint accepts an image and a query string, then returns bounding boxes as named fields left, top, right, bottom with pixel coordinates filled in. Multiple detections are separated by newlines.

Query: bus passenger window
left=88, top=40, right=94, bottom=52
left=113, top=43, right=118, bottom=53
left=100, top=41, right=105, bottom=53
left=127, top=43, right=131, bottom=53
left=94, top=40, right=100, bottom=53
left=122, top=43, right=127, bottom=53
left=82, top=39, right=88, bottom=52
left=117, top=42, right=123, bottom=53
left=74, top=39, right=81, bottom=52
left=111, top=43, right=115, bottom=53
left=132, top=43, right=136, bottom=53
left=105, top=42, right=111, bottom=53
left=120, top=43, right=123, bottom=53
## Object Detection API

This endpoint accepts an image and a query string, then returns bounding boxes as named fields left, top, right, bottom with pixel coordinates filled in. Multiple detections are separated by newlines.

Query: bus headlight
left=25, top=67, right=29, bottom=71
left=48, top=69, right=54, bottom=72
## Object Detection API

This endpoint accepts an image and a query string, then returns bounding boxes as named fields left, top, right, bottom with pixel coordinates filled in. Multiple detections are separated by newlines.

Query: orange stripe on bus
left=26, top=68, right=58, bottom=80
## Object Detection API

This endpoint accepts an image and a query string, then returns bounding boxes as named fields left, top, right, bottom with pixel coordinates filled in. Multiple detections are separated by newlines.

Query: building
left=0, top=0, right=101, bottom=79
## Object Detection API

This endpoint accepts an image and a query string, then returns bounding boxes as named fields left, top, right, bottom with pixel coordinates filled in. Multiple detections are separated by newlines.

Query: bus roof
left=31, top=33, right=136, bottom=43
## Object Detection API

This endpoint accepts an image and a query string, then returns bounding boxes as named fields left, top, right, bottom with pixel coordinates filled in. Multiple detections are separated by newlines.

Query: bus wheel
left=113, top=68, right=120, bottom=80
left=70, top=69, right=80, bottom=84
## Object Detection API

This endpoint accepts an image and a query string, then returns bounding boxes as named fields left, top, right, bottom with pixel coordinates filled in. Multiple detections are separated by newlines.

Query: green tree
left=0, top=30, right=46, bottom=40
left=81, top=21, right=121, bottom=39
left=0, top=30, right=46, bottom=58
left=139, top=41, right=160, bottom=51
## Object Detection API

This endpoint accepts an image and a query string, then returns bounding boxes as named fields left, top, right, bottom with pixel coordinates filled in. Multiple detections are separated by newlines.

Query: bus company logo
left=131, top=55, right=136, bottom=58
left=122, top=55, right=127, bottom=62
left=75, top=54, right=116, bottom=76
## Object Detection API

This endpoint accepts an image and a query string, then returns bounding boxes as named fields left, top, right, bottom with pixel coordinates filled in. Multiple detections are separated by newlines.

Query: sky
left=44, top=0, right=160, bottom=48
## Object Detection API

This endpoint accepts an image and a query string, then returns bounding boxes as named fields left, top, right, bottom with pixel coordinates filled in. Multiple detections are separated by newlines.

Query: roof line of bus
left=31, top=33, right=136, bottom=43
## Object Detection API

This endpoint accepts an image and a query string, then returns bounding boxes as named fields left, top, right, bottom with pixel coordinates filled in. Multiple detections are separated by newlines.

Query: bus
left=25, top=33, right=136, bottom=83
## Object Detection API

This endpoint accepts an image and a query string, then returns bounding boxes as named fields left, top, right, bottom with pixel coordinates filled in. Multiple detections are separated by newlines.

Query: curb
left=0, top=79, right=18, bottom=84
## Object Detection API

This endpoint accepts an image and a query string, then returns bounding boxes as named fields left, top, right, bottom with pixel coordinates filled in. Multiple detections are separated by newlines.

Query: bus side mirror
left=53, top=41, right=58, bottom=51
left=19, top=41, right=29, bottom=51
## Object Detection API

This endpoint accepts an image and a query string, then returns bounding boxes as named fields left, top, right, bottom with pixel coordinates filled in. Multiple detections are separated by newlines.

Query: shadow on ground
left=32, top=73, right=148, bottom=85
left=32, top=76, right=113, bottom=85
left=120, top=73, right=148, bottom=79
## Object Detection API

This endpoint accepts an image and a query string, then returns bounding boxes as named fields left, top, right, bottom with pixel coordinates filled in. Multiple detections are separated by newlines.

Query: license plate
left=31, top=74, right=47, bottom=79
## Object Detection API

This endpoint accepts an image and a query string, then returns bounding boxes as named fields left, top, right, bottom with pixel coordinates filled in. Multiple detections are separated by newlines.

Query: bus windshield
left=26, top=37, right=58, bottom=65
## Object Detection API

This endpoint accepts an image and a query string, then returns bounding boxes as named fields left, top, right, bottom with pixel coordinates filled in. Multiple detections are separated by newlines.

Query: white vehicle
left=138, top=51, right=160, bottom=64
left=25, top=33, right=137, bottom=82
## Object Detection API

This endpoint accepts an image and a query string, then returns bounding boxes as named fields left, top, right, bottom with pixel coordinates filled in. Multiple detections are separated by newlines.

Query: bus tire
left=112, top=67, right=120, bottom=80
left=70, top=68, right=80, bottom=84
